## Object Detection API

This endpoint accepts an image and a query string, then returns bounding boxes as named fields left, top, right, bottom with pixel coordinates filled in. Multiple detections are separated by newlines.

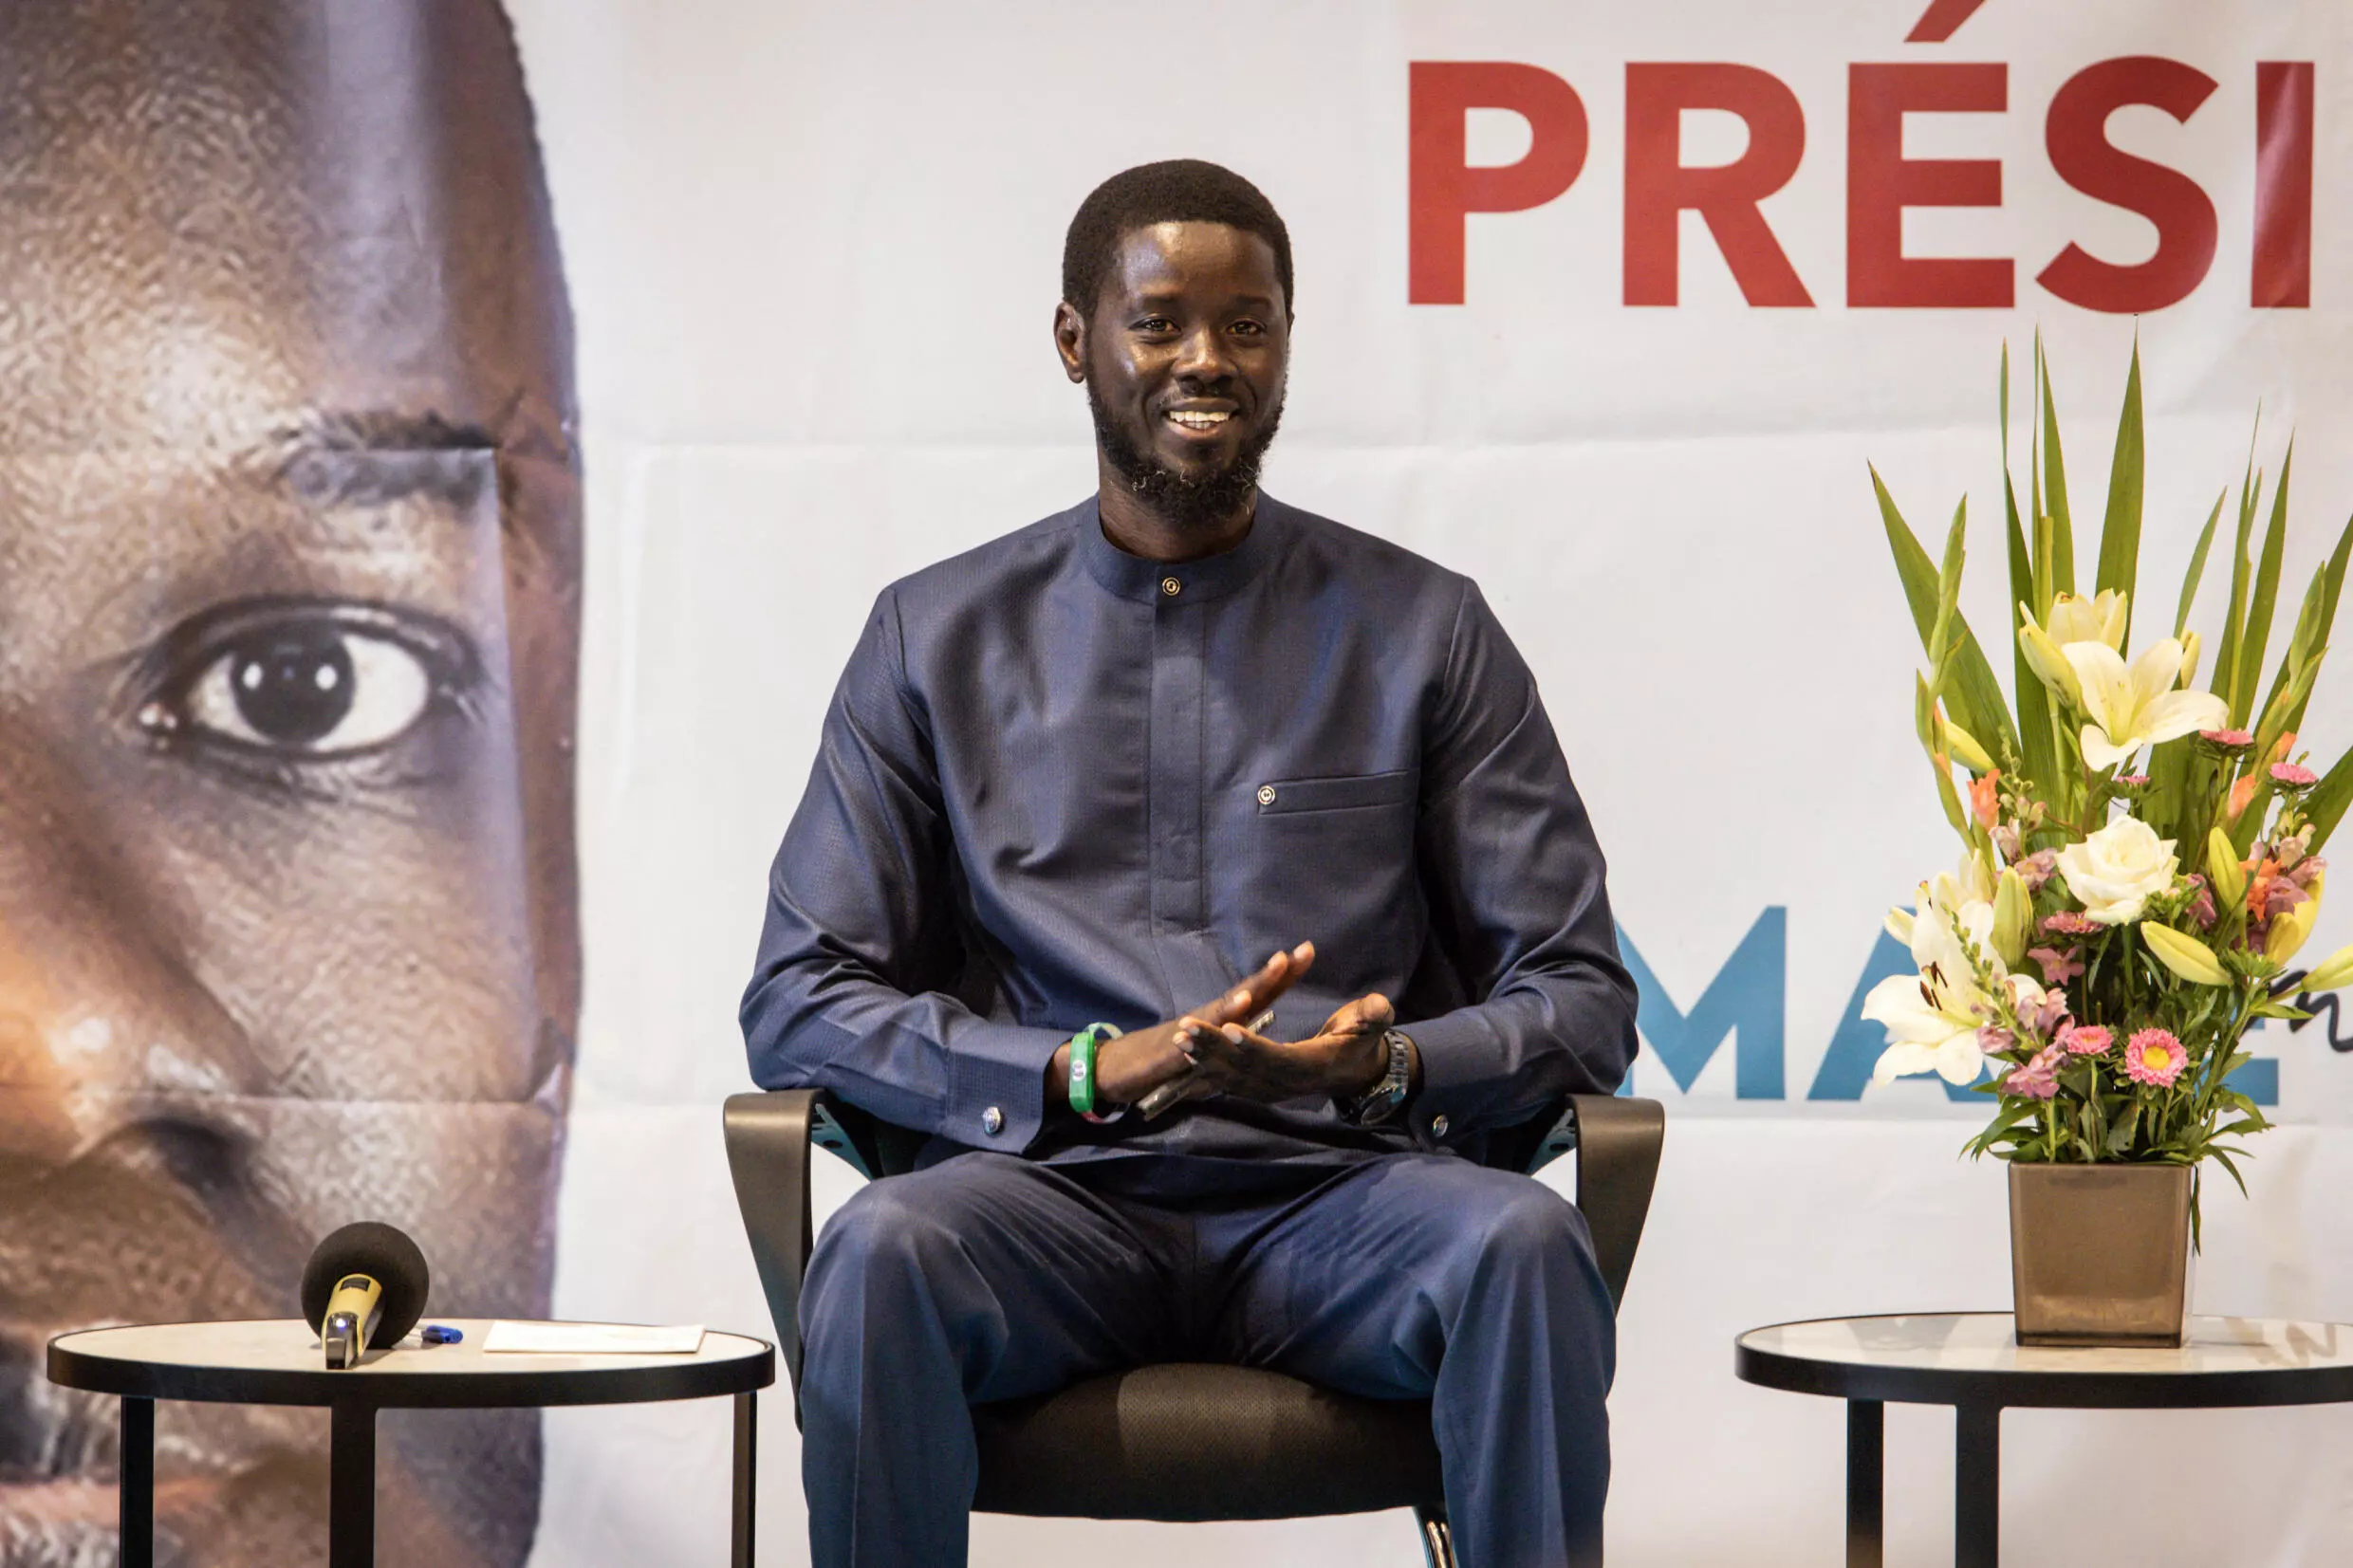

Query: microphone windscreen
left=300, top=1222, right=431, bottom=1349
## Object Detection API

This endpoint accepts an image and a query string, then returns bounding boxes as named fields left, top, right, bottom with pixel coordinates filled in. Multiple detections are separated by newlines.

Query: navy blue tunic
left=741, top=492, right=1637, bottom=1168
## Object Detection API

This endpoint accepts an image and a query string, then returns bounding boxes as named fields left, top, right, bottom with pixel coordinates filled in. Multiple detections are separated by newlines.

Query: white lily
left=2047, top=589, right=2129, bottom=650
left=2018, top=590, right=2129, bottom=710
left=2062, top=636, right=2231, bottom=771
left=1865, top=898, right=2046, bottom=1087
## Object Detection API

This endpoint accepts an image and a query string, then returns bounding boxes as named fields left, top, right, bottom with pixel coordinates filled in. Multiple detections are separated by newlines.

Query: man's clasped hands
left=1046, top=942, right=1417, bottom=1120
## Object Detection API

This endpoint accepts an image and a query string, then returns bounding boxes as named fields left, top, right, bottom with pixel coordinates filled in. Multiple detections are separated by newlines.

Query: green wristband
left=1067, top=1022, right=1123, bottom=1122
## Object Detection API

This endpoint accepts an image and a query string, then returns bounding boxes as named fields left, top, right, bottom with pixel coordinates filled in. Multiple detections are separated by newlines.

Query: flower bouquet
left=1865, top=340, right=2353, bottom=1345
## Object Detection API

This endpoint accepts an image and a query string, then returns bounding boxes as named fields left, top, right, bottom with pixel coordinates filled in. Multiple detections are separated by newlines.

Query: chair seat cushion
left=971, top=1363, right=1444, bottom=1522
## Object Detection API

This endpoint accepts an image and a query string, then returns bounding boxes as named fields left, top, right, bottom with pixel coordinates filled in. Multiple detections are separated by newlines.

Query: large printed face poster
left=4, top=1, right=2353, bottom=1565
left=0, top=2, right=577, bottom=1563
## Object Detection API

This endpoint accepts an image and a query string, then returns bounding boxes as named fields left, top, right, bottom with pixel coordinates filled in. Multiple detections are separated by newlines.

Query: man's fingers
left=1321, top=991, right=1395, bottom=1037
left=1195, top=941, right=1315, bottom=1024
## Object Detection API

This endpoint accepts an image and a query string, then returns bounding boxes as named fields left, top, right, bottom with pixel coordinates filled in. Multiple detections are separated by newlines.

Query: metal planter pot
left=2009, top=1162, right=2194, bottom=1348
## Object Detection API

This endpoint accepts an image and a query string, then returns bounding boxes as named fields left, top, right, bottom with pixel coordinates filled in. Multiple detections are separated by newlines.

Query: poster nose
left=0, top=710, right=269, bottom=1160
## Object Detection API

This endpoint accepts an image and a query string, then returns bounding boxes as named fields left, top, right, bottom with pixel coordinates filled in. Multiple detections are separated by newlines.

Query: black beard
left=1088, top=382, right=1284, bottom=532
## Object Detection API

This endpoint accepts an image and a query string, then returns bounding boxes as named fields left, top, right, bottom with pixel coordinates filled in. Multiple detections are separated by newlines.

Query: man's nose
left=0, top=703, right=267, bottom=1159
left=1172, top=324, right=1235, bottom=385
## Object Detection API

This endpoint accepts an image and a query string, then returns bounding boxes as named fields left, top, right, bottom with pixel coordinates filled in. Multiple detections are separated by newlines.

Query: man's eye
left=133, top=600, right=481, bottom=771
left=185, top=623, right=429, bottom=753
left=1231, top=321, right=1266, bottom=337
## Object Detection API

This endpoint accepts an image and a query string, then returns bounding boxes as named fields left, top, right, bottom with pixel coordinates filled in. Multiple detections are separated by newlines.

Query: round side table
left=47, top=1318, right=775, bottom=1568
left=1735, top=1312, right=2353, bottom=1568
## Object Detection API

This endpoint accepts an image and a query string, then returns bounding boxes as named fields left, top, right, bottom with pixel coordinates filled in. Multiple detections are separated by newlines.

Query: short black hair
left=1062, top=159, right=1293, bottom=319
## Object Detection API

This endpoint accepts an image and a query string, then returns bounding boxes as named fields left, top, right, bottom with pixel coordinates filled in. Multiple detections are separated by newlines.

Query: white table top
left=47, top=1319, right=774, bottom=1409
left=1739, top=1314, right=2353, bottom=1376
left=52, top=1319, right=767, bottom=1375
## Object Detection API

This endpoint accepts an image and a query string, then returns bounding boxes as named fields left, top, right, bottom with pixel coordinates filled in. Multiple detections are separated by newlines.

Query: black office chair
left=723, top=1086, right=1664, bottom=1567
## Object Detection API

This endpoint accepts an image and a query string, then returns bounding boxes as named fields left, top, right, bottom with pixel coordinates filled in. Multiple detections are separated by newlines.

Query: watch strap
left=1340, top=1028, right=1413, bottom=1126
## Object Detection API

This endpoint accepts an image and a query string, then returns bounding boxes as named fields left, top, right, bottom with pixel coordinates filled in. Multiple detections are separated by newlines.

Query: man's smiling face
left=1071, top=221, right=1290, bottom=530
left=0, top=1, right=578, bottom=1563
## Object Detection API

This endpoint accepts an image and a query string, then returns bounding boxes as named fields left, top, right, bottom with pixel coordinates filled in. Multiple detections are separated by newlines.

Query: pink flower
left=2029, top=947, right=2084, bottom=986
left=1976, top=1024, right=2015, bottom=1056
left=2182, top=873, right=2217, bottom=931
left=2200, top=729, right=2254, bottom=748
left=2029, top=988, right=2071, bottom=1037
left=2031, top=946, right=2084, bottom=985
left=2123, top=1028, right=2189, bottom=1088
left=2272, top=762, right=2320, bottom=788
left=2061, top=1023, right=2113, bottom=1057
left=2002, top=1042, right=2066, bottom=1100
left=2015, top=849, right=2059, bottom=894
left=2113, top=773, right=2151, bottom=788
left=2043, top=911, right=2103, bottom=937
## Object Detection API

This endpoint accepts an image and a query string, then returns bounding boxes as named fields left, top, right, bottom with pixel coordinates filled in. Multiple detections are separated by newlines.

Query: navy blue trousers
left=799, top=1150, right=1614, bottom=1567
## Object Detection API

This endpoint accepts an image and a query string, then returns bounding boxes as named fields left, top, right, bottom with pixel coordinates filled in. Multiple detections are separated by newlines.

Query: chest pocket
left=1242, top=769, right=1422, bottom=998
left=1252, top=768, right=1417, bottom=815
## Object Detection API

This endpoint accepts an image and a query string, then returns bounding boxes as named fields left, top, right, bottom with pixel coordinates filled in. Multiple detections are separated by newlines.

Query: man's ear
left=1052, top=300, right=1087, bottom=383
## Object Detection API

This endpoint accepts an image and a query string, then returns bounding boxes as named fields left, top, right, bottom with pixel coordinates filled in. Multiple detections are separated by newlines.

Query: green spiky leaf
left=2305, top=743, right=2353, bottom=853
left=2233, top=440, right=2293, bottom=722
left=2006, top=472, right=2055, bottom=791
left=2174, top=489, right=2228, bottom=636
left=2037, top=336, right=2077, bottom=597
left=2095, top=340, right=2144, bottom=641
left=1872, top=465, right=2023, bottom=763
left=2212, top=416, right=2263, bottom=718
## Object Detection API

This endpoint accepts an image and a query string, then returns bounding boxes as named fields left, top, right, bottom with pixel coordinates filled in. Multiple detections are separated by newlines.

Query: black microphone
left=300, top=1223, right=430, bottom=1370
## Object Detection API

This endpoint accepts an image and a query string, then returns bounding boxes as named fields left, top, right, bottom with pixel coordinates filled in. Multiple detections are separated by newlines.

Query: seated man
left=741, top=158, right=1637, bottom=1568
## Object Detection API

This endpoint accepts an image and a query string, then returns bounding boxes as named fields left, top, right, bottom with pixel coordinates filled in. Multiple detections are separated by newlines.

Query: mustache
left=0, top=1507, right=119, bottom=1568
left=1087, top=380, right=1285, bottom=527
left=0, top=1113, right=307, bottom=1484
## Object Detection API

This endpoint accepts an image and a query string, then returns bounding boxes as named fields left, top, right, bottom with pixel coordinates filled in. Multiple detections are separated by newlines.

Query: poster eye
left=138, top=600, right=480, bottom=766
left=184, top=623, right=432, bottom=753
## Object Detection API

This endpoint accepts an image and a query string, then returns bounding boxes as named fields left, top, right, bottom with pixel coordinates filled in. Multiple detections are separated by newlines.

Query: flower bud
left=2305, top=943, right=2353, bottom=993
left=1946, top=723, right=1996, bottom=776
left=2206, top=826, right=2248, bottom=911
left=2267, top=871, right=2325, bottom=966
left=2016, top=611, right=2085, bottom=709
left=1992, top=869, right=2031, bottom=968
left=2140, top=920, right=2231, bottom=987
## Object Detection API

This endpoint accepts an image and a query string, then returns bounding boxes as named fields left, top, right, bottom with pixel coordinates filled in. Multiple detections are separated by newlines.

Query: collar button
left=1160, top=576, right=1182, bottom=598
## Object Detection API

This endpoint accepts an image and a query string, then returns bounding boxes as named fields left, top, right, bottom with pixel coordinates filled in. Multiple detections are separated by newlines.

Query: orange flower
left=1968, top=770, right=2001, bottom=832
left=2270, top=730, right=2298, bottom=766
left=2227, top=773, right=2261, bottom=821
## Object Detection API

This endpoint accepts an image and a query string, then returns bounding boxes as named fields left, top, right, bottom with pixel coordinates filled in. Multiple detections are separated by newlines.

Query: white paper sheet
left=483, top=1321, right=705, bottom=1355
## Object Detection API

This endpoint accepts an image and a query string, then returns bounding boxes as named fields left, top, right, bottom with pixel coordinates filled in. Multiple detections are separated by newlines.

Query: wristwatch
left=1339, top=1028, right=1415, bottom=1127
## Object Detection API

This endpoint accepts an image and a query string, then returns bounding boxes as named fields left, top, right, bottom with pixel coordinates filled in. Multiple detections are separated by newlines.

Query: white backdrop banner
left=11, top=1, right=2340, bottom=1564
left=515, top=0, right=2353, bottom=1563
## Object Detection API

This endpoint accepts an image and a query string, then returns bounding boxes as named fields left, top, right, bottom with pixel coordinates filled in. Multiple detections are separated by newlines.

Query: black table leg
left=1955, top=1402, right=2000, bottom=1568
left=1845, top=1399, right=1882, bottom=1568
left=330, top=1402, right=377, bottom=1568
left=732, top=1391, right=757, bottom=1567
left=120, top=1396, right=155, bottom=1568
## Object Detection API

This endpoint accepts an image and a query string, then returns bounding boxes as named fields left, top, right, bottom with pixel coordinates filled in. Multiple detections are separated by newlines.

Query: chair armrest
left=1527, top=1096, right=1665, bottom=1315
left=723, top=1089, right=824, bottom=1411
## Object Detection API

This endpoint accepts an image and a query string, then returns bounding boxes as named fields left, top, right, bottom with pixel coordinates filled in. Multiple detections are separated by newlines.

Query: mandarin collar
left=1079, top=492, right=1288, bottom=604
